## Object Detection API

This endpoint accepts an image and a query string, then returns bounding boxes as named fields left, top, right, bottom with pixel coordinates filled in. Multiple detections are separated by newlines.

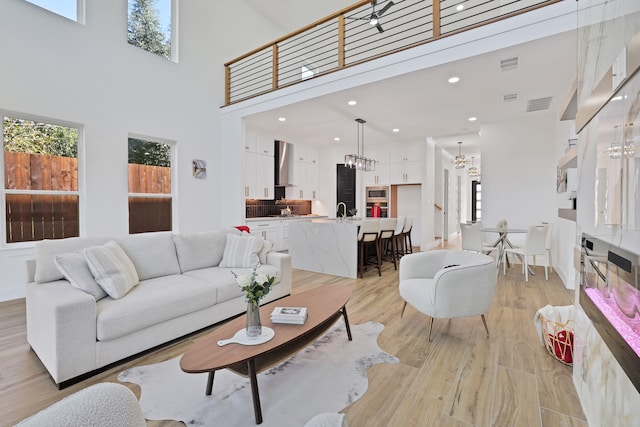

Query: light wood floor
left=0, top=237, right=587, bottom=426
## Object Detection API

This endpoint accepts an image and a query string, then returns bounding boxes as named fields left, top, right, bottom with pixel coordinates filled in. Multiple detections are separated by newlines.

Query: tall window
left=25, top=0, right=82, bottom=22
left=128, top=137, right=172, bottom=234
left=2, top=115, right=79, bottom=244
left=472, top=180, right=481, bottom=222
left=128, top=0, right=173, bottom=60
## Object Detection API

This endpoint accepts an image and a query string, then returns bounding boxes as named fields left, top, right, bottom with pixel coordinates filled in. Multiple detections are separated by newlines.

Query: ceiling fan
left=353, top=0, right=395, bottom=33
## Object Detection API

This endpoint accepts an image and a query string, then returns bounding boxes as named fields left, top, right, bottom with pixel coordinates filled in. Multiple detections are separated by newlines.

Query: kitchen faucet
left=336, top=202, right=347, bottom=218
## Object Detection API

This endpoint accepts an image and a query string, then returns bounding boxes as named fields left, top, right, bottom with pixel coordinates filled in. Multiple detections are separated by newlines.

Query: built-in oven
left=366, top=186, right=389, bottom=217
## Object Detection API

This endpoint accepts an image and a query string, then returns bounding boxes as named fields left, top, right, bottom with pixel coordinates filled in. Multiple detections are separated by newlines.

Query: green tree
left=3, top=117, right=77, bottom=157
left=128, top=0, right=171, bottom=59
left=128, top=138, right=170, bottom=167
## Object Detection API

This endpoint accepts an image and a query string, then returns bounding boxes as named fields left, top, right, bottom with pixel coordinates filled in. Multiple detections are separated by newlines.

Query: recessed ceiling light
left=611, top=95, right=623, bottom=101
left=456, top=4, right=464, bottom=11
left=278, top=117, right=286, bottom=122
left=468, top=117, right=477, bottom=121
left=334, top=137, right=341, bottom=142
left=348, top=100, right=357, bottom=106
left=448, top=76, right=460, bottom=84
left=392, top=128, right=400, bottom=132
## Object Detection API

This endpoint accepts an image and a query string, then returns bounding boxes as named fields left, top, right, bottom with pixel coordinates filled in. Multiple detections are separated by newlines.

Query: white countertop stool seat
left=358, top=220, right=381, bottom=278
left=379, top=217, right=398, bottom=270
left=401, top=216, right=414, bottom=255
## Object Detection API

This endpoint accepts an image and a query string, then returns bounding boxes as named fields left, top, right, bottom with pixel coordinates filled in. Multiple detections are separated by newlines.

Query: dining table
left=481, top=227, right=534, bottom=275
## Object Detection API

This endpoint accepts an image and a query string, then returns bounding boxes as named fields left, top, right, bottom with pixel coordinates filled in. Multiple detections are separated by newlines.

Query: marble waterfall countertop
left=288, top=217, right=378, bottom=278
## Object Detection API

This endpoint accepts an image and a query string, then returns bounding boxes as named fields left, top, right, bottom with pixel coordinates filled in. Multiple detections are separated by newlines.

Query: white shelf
left=558, top=144, right=578, bottom=169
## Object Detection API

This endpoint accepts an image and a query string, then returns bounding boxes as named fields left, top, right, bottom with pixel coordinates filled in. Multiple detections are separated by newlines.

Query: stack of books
left=270, top=306, right=308, bottom=325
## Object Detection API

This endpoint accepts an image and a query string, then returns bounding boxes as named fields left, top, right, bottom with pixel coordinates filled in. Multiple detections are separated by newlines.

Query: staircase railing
left=224, top=0, right=561, bottom=106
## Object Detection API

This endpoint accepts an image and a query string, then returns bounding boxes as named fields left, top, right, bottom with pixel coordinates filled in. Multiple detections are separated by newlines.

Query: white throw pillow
left=83, top=241, right=139, bottom=299
left=219, top=234, right=264, bottom=268
left=54, top=252, right=108, bottom=300
left=258, top=239, right=272, bottom=265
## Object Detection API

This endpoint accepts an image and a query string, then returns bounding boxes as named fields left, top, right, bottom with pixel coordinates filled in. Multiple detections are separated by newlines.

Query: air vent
left=503, top=93, right=519, bottom=102
left=500, top=56, right=519, bottom=71
left=526, top=96, right=553, bottom=112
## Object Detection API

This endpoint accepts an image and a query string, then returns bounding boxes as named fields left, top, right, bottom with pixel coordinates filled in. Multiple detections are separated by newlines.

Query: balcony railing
left=224, top=0, right=561, bottom=106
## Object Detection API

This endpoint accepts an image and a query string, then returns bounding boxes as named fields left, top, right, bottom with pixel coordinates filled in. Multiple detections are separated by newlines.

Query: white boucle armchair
left=399, top=250, right=498, bottom=341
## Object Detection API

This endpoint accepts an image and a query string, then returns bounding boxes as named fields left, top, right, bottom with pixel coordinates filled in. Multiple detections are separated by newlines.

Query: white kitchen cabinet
left=388, top=142, right=424, bottom=184
left=251, top=221, right=278, bottom=246
left=256, top=135, right=274, bottom=156
left=389, top=142, right=424, bottom=163
left=390, top=160, right=423, bottom=184
left=286, top=144, right=320, bottom=200
left=277, top=221, right=289, bottom=251
left=244, top=133, right=274, bottom=199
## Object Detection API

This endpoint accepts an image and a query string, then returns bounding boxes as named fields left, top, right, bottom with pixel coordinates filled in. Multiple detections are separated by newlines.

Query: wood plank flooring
left=0, top=237, right=587, bottom=426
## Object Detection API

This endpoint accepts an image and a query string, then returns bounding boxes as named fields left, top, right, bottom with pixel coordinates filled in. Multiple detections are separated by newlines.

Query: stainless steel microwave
left=366, top=186, right=389, bottom=202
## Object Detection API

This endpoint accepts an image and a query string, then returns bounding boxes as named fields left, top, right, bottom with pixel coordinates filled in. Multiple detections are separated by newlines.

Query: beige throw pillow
left=219, top=234, right=264, bottom=268
left=54, top=251, right=108, bottom=300
left=83, top=241, right=139, bottom=299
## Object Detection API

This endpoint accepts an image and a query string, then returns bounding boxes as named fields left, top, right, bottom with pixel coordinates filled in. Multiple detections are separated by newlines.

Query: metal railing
left=224, top=0, right=561, bottom=105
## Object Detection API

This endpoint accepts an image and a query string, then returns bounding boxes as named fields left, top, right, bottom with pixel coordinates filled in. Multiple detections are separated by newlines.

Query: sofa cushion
left=95, top=274, right=217, bottom=341
left=184, top=264, right=280, bottom=304
left=54, top=251, right=108, bottom=300
left=173, top=228, right=238, bottom=272
left=84, top=241, right=139, bottom=299
left=219, top=234, right=264, bottom=268
left=34, top=237, right=110, bottom=283
left=115, top=232, right=180, bottom=281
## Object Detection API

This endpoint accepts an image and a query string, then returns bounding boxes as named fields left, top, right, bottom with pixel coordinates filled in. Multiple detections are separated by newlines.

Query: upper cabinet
left=244, top=132, right=274, bottom=200
left=287, top=144, right=320, bottom=200
left=388, top=142, right=424, bottom=184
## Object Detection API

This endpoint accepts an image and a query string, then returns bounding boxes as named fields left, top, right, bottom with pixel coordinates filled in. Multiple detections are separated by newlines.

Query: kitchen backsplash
left=246, top=199, right=312, bottom=218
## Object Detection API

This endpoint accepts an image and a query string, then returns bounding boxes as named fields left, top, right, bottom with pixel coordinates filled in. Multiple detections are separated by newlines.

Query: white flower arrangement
left=231, top=264, right=276, bottom=307
left=497, top=219, right=508, bottom=232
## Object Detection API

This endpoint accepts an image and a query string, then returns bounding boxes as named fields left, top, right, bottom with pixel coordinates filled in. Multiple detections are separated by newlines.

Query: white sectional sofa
left=25, top=227, right=292, bottom=388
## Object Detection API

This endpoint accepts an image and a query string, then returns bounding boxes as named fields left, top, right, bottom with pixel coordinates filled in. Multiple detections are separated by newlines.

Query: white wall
left=0, top=0, right=282, bottom=301
left=481, top=115, right=558, bottom=233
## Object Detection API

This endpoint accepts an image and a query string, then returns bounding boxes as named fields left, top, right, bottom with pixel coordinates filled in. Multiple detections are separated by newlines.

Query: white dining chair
left=459, top=222, right=500, bottom=262
left=503, top=224, right=549, bottom=281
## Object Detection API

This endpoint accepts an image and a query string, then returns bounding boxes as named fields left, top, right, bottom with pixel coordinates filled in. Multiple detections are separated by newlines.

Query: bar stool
left=358, top=220, right=381, bottom=278
left=401, top=216, right=413, bottom=255
left=393, top=216, right=406, bottom=258
left=379, top=217, right=398, bottom=270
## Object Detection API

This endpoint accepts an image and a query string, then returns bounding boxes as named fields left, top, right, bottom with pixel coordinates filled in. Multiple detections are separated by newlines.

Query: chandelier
left=468, top=156, right=480, bottom=179
left=453, top=141, right=467, bottom=169
left=606, top=126, right=636, bottom=158
left=345, top=118, right=376, bottom=171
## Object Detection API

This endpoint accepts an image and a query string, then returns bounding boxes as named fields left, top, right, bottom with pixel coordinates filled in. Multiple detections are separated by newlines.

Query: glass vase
left=246, top=302, right=262, bottom=338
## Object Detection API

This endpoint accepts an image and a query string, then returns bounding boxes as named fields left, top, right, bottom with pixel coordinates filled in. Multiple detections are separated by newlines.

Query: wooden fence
left=3, top=152, right=172, bottom=242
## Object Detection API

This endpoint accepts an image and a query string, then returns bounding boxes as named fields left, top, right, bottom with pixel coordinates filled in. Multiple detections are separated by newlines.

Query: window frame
left=23, top=0, right=85, bottom=24
left=127, top=0, right=178, bottom=62
left=1, top=110, right=84, bottom=248
left=127, top=133, right=176, bottom=234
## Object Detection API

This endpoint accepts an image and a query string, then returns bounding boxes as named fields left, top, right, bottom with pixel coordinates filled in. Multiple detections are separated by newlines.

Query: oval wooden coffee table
left=180, top=285, right=352, bottom=424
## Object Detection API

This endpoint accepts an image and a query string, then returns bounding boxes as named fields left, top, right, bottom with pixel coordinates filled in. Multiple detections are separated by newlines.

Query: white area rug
left=118, top=320, right=398, bottom=426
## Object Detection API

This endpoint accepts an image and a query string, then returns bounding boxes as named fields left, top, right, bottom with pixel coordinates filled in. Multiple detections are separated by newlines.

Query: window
left=25, top=0, right=82, bottom=22
left=2, top=115, right=79, bottom=244
left=472, top=180, right=481, bottom=222
left=128, top=137, right=172, bottom=234
left=128, top=0, right=174, bottom=60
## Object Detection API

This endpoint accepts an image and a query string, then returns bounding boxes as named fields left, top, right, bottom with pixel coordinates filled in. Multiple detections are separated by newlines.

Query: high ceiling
left=241, top=1, right=577, bottom=158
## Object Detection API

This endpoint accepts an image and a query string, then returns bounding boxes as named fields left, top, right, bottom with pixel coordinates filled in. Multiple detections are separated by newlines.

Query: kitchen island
left=289, top=218, right=367, bottom=279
